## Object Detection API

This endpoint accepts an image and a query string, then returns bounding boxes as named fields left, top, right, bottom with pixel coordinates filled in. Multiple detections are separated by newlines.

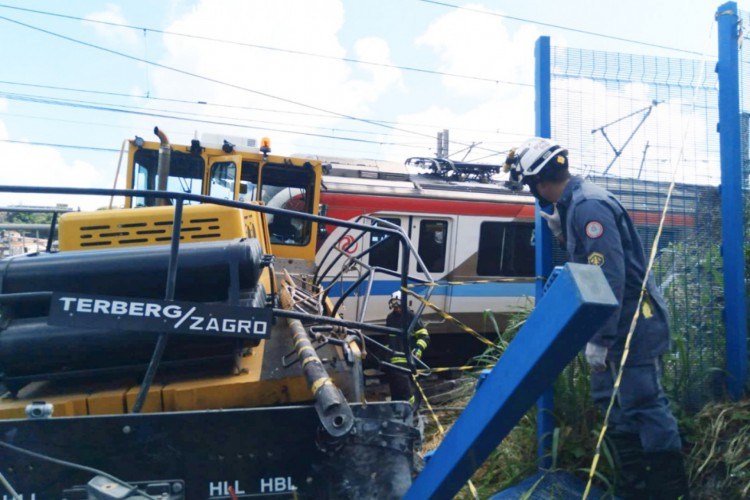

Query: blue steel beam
left=405, top=263, right=618, bottom=499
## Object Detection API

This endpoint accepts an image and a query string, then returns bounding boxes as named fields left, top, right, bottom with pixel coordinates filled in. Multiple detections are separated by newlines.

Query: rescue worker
left=385, top=291, right=430, bottom=407
left=507, top=138, right=689, bottom=499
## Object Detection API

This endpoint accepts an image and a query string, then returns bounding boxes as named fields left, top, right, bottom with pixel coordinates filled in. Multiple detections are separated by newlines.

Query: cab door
left=207, top=155, right=242, bottom=200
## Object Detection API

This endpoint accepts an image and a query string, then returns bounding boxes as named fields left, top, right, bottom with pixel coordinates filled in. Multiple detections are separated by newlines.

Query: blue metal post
left=716, top=1, right=747, bottom=400
left=404, top=264, right=618, bottom=499
left=535, top=35, right=555, bottom=467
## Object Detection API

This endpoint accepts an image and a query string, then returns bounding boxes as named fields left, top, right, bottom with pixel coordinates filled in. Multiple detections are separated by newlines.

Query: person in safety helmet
left=504, top=138, right=689, bottom=499
left=385, top=290, right=430, bottom=408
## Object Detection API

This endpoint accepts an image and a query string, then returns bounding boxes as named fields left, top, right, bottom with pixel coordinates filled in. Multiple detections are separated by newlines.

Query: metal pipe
left=108, top=139, right=128, bottom=209
left=131, top=198, right=184, bottom=413
left=278, top=285, right=354, bottom=437
left=154, top=127, right=171, bottom=207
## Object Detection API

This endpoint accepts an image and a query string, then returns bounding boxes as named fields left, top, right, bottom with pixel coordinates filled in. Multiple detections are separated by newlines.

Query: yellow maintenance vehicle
left=0, top=128, right=422, bottom=499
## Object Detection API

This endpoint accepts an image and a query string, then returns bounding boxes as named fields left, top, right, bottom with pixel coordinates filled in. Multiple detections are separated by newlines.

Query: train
left=302, top=154, right=710, bottom=366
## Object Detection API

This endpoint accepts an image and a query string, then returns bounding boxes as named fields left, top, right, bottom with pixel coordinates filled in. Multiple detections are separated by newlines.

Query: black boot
left=607, top=432, right=647, bottom=499
left=644, top=450, right=690, bottom=499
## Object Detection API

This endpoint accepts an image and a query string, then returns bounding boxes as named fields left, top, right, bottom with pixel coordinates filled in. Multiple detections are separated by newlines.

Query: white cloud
left=378, top=3, right=541, bottom=165
left=84, top=4, right=140, bottom=46
left=415, top=3, right=540, bottom=98
left=0, top=121, right=107, bottom=209
left=144, top=0, right=404, bottom=155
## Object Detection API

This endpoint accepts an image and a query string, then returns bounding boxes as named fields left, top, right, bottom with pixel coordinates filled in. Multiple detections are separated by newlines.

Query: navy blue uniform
left=556, top=176, right=681, bottom=453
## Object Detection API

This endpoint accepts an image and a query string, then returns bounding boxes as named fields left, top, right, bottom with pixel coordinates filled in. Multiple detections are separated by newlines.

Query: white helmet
left=389, top=290, right=402, bottom=309
left=510, top=137, right=567, bottom=180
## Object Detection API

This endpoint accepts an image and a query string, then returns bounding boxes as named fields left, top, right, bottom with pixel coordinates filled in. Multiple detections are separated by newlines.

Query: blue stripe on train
left=323, top=280, right=535, bottom=298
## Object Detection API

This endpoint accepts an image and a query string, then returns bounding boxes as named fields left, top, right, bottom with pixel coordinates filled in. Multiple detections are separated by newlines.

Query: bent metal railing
left=0, top=184, right=417, bottom=412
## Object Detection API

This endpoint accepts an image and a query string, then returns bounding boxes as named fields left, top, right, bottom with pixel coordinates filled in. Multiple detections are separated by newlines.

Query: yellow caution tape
left=400, top=287, right=499, bottom=350
left=310, top=377, right=332, bottom=395
left=407, top=277, right=545, bottom=288
left=301, top=356, right=321, bottom=367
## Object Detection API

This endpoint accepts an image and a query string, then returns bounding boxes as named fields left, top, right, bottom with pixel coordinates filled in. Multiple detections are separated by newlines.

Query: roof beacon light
left=260, top=137, right=271, bottom=158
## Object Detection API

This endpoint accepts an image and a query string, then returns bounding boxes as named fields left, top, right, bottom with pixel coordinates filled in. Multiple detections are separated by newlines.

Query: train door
left=408, top=216, right=454, bottom=321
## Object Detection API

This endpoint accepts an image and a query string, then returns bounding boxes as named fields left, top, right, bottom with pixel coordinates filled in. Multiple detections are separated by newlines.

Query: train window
left=209, top=161, right=236, bottom=200
left=369, top=218, right=401, bottom=271
left=418, top=220, right=447, bottom=273
left=477, top=222, right=534, bottom=277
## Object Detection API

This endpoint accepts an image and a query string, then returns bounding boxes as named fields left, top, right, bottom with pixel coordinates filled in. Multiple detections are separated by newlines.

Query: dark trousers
left=387, top=369, right=414, bottom=404
left=593, top=357, right=689, bottom=498
left=591, top=356, right=681, bottom=452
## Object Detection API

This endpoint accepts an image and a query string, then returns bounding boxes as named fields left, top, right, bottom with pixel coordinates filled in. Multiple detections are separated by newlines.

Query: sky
left=0, top=0, right=745, bottom=208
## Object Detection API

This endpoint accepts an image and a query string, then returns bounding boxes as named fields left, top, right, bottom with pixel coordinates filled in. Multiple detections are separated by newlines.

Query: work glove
left=585, top=342, right=608, bottom=373
left=540, top=203, right=562, bottom=238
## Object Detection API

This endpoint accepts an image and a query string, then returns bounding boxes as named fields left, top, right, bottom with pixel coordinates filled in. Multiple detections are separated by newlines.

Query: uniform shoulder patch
left=588, top=252, right=605, bottom=266
left=585, top=220, right=604, bottom=239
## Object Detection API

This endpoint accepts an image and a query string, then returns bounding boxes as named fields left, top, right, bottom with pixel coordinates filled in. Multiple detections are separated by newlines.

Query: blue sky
left=0, top=0, right=744, bottom=207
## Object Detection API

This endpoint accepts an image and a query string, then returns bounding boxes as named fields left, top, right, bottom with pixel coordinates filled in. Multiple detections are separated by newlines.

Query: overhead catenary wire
left=0, top=138, right=120, bottom=153
left=0, top=90, right=444, bottom=142
left=0, top=3, right=532, bottom=88
left=0, top=92, right=430, bottom=148
left=416, top=0, right=705, bottom=57
left=0, top=80, right=533, bottom=139
left=0, top=14, right=508, bottom=158
left=0, top=79, right=536, bottom=139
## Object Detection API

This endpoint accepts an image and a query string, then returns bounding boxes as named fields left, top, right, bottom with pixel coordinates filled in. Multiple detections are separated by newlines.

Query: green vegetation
left=1, top=211, right=55, bottom=224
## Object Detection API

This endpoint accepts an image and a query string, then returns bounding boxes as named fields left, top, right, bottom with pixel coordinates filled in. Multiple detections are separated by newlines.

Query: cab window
left=209, top=161, right=236, bottom=200
left=132, top=149, right=205, bottom=207
left=261, top=163, right=315, bottom=246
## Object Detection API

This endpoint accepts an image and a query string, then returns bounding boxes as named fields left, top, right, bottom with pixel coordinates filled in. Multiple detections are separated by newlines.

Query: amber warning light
left=260, top=137, right=271, bottom=156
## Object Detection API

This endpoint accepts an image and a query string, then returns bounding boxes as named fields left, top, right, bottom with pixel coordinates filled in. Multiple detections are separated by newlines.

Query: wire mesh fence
left=548, top=46, right=725, bottom=411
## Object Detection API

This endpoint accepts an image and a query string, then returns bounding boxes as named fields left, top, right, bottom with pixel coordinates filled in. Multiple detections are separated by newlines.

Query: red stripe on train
left=320, top=193, right=536, bottom=219
left=319, top=193, right=694, bottom=227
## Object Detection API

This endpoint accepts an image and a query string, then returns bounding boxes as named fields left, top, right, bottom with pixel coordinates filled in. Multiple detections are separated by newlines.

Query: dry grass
left=686, top=399, right=750, bottom=499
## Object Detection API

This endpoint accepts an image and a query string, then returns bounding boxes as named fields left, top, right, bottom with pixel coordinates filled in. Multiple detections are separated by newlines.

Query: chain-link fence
left=547, top=46, right=725, bottom=411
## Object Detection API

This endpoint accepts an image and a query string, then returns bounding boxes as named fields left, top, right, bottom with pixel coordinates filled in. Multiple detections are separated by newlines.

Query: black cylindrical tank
left=0, top=238, right=267, bottom=391
left=0, top=238, right=263, bottom=318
